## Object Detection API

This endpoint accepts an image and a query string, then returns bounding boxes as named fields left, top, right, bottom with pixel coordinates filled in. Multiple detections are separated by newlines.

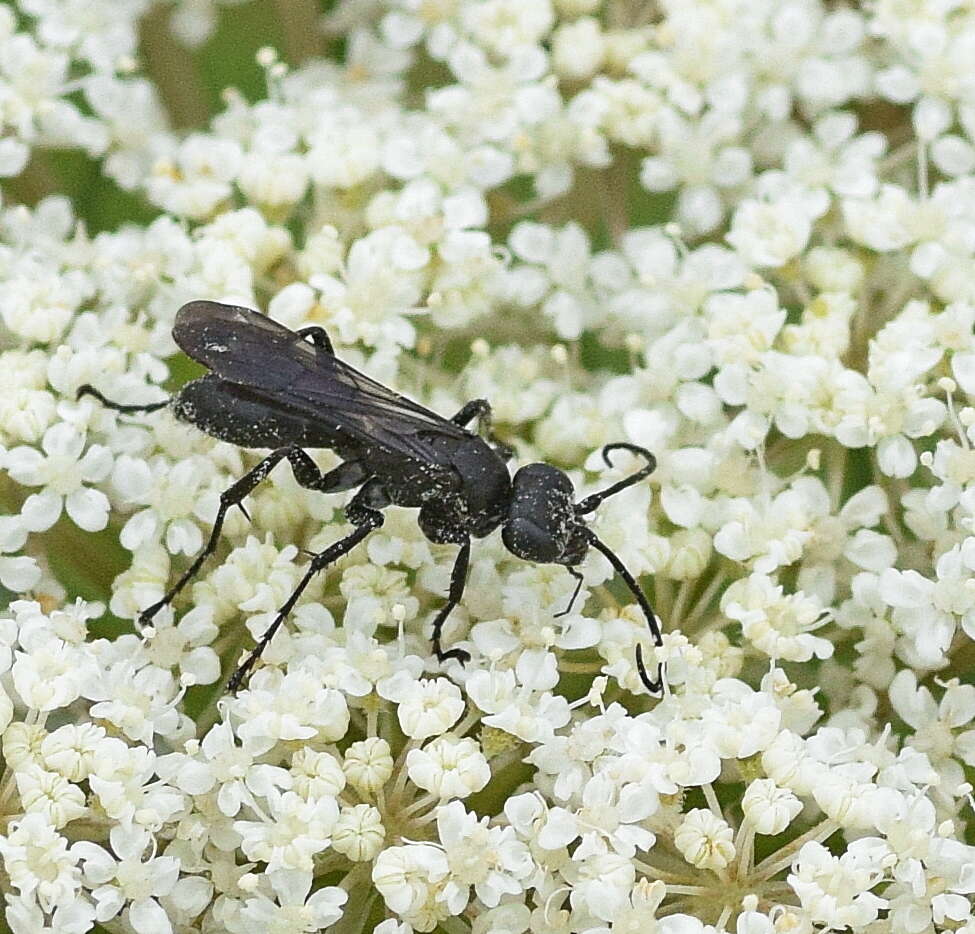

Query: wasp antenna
left=574, top=443, right=656, bottom=516
left=635, top=644, right=664, bottom=694
left=601, top=442, right=655, bottom=472
left=584, top=528, right=664, bottom=694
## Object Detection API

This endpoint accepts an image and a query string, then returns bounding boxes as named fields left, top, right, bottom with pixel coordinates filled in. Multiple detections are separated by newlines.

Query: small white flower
left=311, top=227, right=426, bottom=349
left=435, top=800, right=535, bottom=913
left=289, top=747, right=345, bottom=802
left=75, top=824, right=179, bottom=934
left=0, top=261, right=93, bottom=345
left=15, top=764, right=87, bottom=828
left=637, top=110, right=750, bottom=235
left=146, top=134, right=242, bottom=218
left=88, top=745, right=185, bottom=832
left=0, top=812, right=83, bottom=913
left=538, top=772, right=656, bottom=859
left=41, top=723, right=110, bottom=784
left=340, top=563, right=419, bottom=636
left=307, top=118, right=381, bottom=189
left=5, top=422, right=112, bottom=532
left=782, top=114, right=884, bottom=199
left=3, top=892, right=96, bottom=934
left=552, top=17, right=604, bottom=81
left=721, top=574, right=834, bottom=663
left=235, top=869, right=347, bottom=931
left=155, top=718, right=285, bottom=816
left=86, top=661, right=181, bottom=745
left=406, top=735, right=490, bottom=799
left=727, top=188, right=827, bottom=269
left=701, top=680, right=783, bottom=760
left=331, top=804, right=385, bottom=862
left=808, top=770, right=876, bottom=831
left=373, top=842, right=449, bottom=927
left=878, top=542, right=975, bottom=669
left=674, top=808, right=736, bottom=871
left=142, top=605, right=220, bottom=686
left=343, top=737, right=394, bottom=796
left=742, top=779, right=803, bottom=835
left=564, top=850, right=636, bottom=923
left=788, top=840, right=887, bottom=929
left=462, top=0, right=553, bottom=56
left=190, top=534, right=302, bottom=627
left=112, top=454, right=215, bottom=557
left=468, top=667, right=571, bottom=743
left=237, top=150, right=309, bottom=211
left=234, top=787, right=339, bottom=873
left=505, top=221, right=598, bottom=339
left=888, top=670, right=975, bottom=792
left=390, top=677, right=465, bottom=740
left=708, top=288, right=785, bottom=369
left=11, top=628, right=93, bottom=712
left=233, top=670, right=350, bottom=756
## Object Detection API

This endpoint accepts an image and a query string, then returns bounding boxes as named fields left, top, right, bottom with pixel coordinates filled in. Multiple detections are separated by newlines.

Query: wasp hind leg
left=139, top=449, right=367, bottom=628
left=227, top=479, right=385, bottom=692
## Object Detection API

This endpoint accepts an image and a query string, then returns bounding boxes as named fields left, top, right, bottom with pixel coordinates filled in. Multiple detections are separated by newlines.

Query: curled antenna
left=585, top=528, right=663, bottom=694
left=574, top=443, right=657, bottom=516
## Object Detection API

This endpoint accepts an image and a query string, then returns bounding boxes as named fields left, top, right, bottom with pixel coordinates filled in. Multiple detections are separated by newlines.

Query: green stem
left=752, top=818, right=840, bottom=882
left=139, top=5, right=209, bottom=128
left=684, top=570, right=728, bottom=627
left=441, top=917, right=473, bottom=934
left=330, top=865, right=375, bottom=934
left=665, top=884, right=718, bottom=896
left=273, top=0, right=325, bottom=63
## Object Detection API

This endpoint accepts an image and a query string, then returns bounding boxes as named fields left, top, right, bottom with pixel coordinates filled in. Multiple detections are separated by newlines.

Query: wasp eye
left=502, top=516, right=561, bottom=563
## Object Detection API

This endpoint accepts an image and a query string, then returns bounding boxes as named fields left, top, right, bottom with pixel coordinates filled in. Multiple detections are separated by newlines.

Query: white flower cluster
left=4, top=0, right=975, bottom=931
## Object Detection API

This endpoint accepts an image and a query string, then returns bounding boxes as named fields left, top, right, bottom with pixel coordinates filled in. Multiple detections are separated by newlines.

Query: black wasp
left=79, top=301, right=664, bottom=693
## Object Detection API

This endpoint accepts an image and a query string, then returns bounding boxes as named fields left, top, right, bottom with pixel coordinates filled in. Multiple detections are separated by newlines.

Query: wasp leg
left=554, top=566, right=585, bottom=618
left=430, top=540, right=472, bottom=665
left=227, top=482, right=385, bottom=692
left=139, top=448, right=366, bottom=628
left=296, top=325, right=334, bottom=354
left=77, top=384, right=169, bottom=414
left=451, top=398, right=514, bottom=462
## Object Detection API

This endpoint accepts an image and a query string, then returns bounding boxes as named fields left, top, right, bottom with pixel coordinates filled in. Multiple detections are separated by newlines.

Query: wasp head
left=501, top=463, right=589, bottom=566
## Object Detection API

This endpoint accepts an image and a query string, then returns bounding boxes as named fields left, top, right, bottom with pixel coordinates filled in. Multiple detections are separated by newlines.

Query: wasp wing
left=173, top=301, right=472, bottom=462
